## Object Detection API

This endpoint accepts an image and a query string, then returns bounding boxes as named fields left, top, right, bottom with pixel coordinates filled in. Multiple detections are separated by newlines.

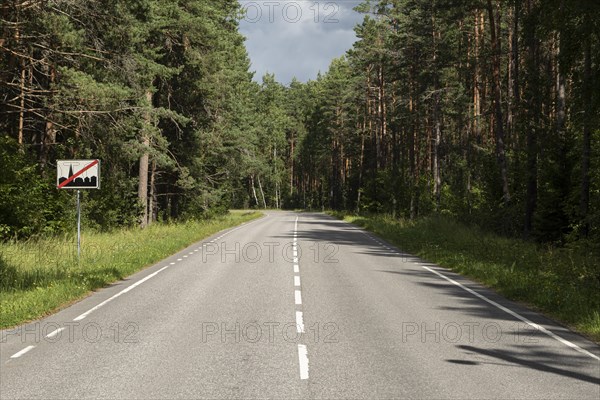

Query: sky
left=238, top=1, right=364, bottom=85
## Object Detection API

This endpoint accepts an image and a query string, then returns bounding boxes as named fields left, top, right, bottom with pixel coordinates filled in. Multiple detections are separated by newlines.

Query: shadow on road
left=456, top=344, right=600, bottom=385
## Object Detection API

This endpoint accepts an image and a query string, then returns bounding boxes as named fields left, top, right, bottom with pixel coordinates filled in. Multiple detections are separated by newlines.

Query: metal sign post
left=77, top=190, right=81, bottom=259
left=57, top=160, right=101, bottom=261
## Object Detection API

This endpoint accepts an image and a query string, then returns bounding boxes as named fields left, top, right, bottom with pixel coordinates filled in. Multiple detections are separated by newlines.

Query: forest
left=1, top=0, right=599, bottom=247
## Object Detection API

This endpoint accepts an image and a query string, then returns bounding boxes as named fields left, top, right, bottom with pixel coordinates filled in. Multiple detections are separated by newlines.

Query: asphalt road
left=1, top=211, right=599, bottom=399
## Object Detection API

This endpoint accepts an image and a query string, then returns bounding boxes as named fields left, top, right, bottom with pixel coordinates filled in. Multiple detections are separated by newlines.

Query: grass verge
left=332, top=213, right=600, bottom=343
left=0, top=211, right=262, bottom=329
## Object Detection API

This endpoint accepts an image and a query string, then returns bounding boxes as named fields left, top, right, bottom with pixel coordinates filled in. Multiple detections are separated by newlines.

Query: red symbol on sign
left=57, top=160, right=99, bottom=189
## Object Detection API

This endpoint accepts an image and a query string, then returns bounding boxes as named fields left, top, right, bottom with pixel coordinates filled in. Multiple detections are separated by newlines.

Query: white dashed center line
left=296, top=311, right=305, bottom=333
left=292, top=215, right=309, bottom=380
left=297, top=344, right=309, bottom=380
left=45, top=327, right=65, bottom=339
left=10, top=346, right=35, bottom=359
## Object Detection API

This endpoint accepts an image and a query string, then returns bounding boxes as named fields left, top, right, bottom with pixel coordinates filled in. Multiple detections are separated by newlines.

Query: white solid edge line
left=423, top=266, right=600, bottom=361
left=294, top=276, right=301, bottom=287
left=294, top=265, right=300, bottom=273
left=74, top=265, right=170, bottom=321
left=295, top=290, right=302, bottom=305
left=296, top=311, right=305, bottom=333
left=46, top=327, right=65, bottom=338
left=10, top=345, right=35, bottom=359
left=298, top=344, right=309, bottom=380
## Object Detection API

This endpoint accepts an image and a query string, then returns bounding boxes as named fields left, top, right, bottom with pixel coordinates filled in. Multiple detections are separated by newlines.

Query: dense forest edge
left=1, top=2, right=599, bottom=332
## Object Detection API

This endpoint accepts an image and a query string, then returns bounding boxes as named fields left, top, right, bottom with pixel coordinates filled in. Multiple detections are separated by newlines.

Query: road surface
left=1, top=212, right=599, bottom=398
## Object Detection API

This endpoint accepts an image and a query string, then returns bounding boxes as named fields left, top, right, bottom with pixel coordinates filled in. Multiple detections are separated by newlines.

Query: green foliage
left=0, top=0, right=259, bottom=236
left=285, top=0, right=599, bottom=246
left=0, top=136, right=70, bottom=239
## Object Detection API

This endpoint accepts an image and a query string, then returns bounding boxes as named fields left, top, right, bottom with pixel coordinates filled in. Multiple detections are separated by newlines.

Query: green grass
left=332, top=213, right=600, bottom=342
left=0, top=211, right=262, bottom=329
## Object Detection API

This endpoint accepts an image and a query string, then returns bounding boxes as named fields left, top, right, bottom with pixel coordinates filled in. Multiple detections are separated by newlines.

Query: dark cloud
left=238, top=1, right=364, bottom=84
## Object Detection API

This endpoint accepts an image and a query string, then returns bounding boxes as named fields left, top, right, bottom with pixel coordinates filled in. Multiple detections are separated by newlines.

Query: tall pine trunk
left=507, top=1, right=520, bottom=142
left=356, top=116, right=365, bottom=212
left=524, top=0, right=538, bottom=236
left=580, top=35, right=592, bottom=236
left=257, top=175, right=267, bottom=209
left=138, top=90, right=153, bottom=228
left=486, top=0, right=511, bottom=206
left=40, top=65, right=56, bottom=170
left=250, top=175, right=259, bottom=207
left=289, top=133, right=294, bottom=196
left=432, top=12, right=441, bottom=211
left=12, top=6, right=26, bottom=147
left=17, top=59, right=25, bottom=146
left=409, top=77, right=417, bottom=219
left=148, top=159, right=157, bottom=225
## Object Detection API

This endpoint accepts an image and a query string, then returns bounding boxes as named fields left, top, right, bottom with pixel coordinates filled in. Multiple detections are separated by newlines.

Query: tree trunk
left=356, top=117, right=365, bottom=212
left=273, top=145, right=279, bottom=209
left=556, top=39, right=566, bottom=137
left=17, top=59, right=25, bottom=146
left=250, top=175, right=259, bottom=207
left=375, top=71, right=381, bottom=170
left=433, top=115, right=441, bottom=211
left=257, top=175, right=267, bottom=209
left=524, top=0, right=538, bottom=236
left=289, top=133, right=294, bottom=196
left=378, top=64, right=387, bottom=169
left=138, top=140, right=150, bottom=228
left=580, top=35, right=592, bottom=236
left=40, top=65, right=56, bottom=170
left=432, top=13, right=441, bottom=211
left=506, top=1, right=519, bottom=142
left=12, top=8, right=25, bottom=147
left=138, top=90, right=153, bottom=228
left=409, top=80, right=417, bottom=220
left=148, top=159, right=157, bottom=225
left=486, top=0, right=511, bottom=205
left=473, top=10, right=483, bottom=141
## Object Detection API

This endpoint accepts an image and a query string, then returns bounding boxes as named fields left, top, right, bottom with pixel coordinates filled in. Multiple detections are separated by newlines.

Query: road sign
left=57, top=159, right=100, bottom=189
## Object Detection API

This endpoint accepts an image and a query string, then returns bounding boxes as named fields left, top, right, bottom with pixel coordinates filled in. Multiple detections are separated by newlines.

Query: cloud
left=238, top=1, right=364, bottom=84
